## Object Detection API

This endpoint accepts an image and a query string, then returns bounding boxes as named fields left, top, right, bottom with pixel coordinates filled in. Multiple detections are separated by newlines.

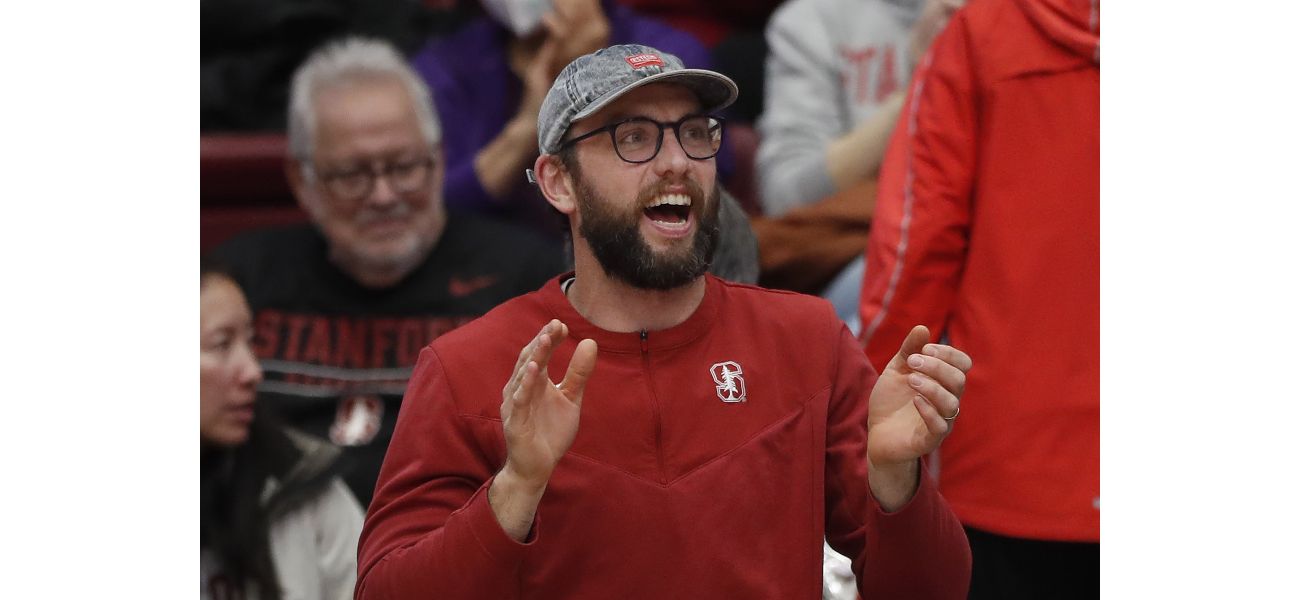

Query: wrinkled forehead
left=566, top=83, right=703, bottom=137
left=309, top=78, right=431, bottom=160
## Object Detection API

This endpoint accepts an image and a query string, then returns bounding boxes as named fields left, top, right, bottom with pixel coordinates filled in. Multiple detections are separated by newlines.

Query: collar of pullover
left=540, top=272, right=721, bottom=354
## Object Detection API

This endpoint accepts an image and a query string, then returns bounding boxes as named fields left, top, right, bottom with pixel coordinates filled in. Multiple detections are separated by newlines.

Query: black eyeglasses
left=559, top=114, right=725, bottom=164
left=308, top=156, right=437, bottom=203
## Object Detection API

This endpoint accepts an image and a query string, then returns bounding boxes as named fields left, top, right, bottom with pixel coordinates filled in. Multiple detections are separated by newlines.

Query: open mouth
left=643, top=193, right=692, bottom=226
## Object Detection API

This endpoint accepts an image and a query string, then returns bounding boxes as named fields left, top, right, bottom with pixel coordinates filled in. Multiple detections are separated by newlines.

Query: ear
left=534, top=153, right=578, bottom=216
left=284, top=158, right=318, bottom=216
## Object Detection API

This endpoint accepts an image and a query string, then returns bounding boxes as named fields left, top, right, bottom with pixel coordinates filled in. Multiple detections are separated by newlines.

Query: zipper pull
left=640, top=329, right=648, bottom=353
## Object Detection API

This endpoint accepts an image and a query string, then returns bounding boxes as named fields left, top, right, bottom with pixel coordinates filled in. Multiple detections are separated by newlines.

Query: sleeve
left=857, top=11, right=978, bottom=371
left=415, top=42, right=504, bottom=216
left=823, top=326, right=970, bottom=599
left=355, top=346, right=531, bottom=599
left=754, top=0, right=840, bottom=217
left=314, top=478, right=366, bottom=600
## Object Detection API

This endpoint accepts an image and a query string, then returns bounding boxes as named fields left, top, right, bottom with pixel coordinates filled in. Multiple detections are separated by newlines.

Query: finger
left=558, top=338, right=598, bottom=405
left=517, top=359, right=546, bottom=407
left=912, top=395, right=951, bottom=437
left=500, top=382, right=514, bottom=419
left=499, top=361, right=535, bottom=420
left=510, top=336, right=534, bottom=379
left=532, top=321, right=562, bottom=376
left=921, top=343, right=973, bottom=373
left=505, top=332, right=543, bottom=399
left=540, top=12, right=563, bottom=38
left=507, top=322, right=556, bottom=398
left=545, top=318, right=568, bottom=346
left=512, top=323, right=549, bottom=376
left=907, top=371, right=959, bottom=420
left=889, top=325, right=932, bottom=371
left=503, top=351, right=529, bottom=405
left=510, top=361, right=540, bottom=426
left=905, top=352, right=966, bottom=398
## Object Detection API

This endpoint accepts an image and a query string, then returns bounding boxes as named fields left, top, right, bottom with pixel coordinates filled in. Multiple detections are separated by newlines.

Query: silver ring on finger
left=943, top=406, right=960, bottom=422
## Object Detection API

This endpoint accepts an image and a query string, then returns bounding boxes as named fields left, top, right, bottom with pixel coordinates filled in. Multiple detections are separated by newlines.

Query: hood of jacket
left=1015, top=0, right=1099, bottom=63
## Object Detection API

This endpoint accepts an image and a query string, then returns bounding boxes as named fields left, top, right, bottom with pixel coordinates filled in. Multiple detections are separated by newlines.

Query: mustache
left=352, top=202, right=412, bottom=225
left=635, top=177, right=708, bottom=213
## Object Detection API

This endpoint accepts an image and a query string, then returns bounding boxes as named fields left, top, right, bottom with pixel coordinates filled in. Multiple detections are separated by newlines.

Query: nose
left=650, top=128, right=693, bottom=179
left=234, top=341, right=263, bottom=388
left=364, top=171, right=402, bottom=210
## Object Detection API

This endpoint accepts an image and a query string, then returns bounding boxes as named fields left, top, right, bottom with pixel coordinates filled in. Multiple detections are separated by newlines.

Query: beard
left=317, top=198, right=442, bottom=288
left=575, top=175, right=720, bottom=291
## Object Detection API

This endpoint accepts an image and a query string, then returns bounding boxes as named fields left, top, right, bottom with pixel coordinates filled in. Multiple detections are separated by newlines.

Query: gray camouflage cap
left=536, top=44, right=739, bottom=155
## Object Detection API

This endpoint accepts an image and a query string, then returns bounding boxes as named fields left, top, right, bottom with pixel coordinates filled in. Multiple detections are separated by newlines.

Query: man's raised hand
left=501, top=319, right=598, bottom=486
left=491, top=319, right=598, bottom=540
left=865, top=325, right=971, bottom=509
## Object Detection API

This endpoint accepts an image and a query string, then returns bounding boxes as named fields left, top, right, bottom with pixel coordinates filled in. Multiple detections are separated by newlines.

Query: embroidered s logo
left=710, top=361, right=746, bottom=403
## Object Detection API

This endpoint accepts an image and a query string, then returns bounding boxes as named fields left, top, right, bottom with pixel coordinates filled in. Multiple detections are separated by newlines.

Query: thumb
left=889, top=325, right=931, bottom=372
left=559, top=338, right=598, bottom=406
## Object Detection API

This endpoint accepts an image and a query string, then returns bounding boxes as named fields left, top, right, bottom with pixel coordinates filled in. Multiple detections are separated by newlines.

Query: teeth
left=647, top=194, right=691, bottom=208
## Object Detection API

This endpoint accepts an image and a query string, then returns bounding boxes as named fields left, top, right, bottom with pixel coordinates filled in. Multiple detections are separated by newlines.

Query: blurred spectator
left=201, top=262, right=363, bottom=600
left=759, top=0, right=961, bottom=216
left=614, top=0, right=780, bottom=47
left=613, top=0, right=786, bottom=123
left=201, top=0, right=471, bottom=131
left=410, top=0, right=713, bottom=236
left=754, top=0, right=961, bottom=333
left=210, top=37, right=566, bottom=505
left=859, top=0, right=1100, bottom=597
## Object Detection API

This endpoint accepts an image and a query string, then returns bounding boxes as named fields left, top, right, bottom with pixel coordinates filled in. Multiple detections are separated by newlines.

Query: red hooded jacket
left=859, top=0, right=1099, bottom=542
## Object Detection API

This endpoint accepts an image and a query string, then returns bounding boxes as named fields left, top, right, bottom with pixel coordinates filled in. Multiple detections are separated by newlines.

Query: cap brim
left=570, top=69, right=739, bottom=123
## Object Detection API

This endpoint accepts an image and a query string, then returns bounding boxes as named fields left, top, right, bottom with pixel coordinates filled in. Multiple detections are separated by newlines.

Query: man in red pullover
left=858, top=0, right=1099, bottom=597
left=357, top=44, right=973, bottom=599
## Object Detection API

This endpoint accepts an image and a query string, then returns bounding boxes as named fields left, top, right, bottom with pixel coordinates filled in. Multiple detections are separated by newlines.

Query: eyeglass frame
left=557, top=113, right=726, bottom=164
left=299, top=154, right=439, bottom=203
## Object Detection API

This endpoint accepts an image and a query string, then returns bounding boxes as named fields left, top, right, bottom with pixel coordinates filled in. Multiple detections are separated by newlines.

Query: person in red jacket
left=356, top=43, right=975, bottom=598
left=858, top=0, right=1099, bottom=597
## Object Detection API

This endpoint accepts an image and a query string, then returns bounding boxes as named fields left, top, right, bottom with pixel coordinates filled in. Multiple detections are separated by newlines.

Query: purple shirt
left=411, top=2, right=731, bottom=237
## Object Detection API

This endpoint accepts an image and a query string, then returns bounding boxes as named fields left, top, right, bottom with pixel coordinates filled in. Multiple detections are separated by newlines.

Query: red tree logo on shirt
left=710, top=361, right=746, bottom=403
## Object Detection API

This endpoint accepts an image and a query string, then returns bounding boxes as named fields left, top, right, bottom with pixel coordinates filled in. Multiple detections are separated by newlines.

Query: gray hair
left=287, top=37, right=441, bottom=161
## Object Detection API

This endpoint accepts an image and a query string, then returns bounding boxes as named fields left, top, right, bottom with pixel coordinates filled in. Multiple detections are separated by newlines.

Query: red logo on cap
left=626, top=53, right=665, bottom=69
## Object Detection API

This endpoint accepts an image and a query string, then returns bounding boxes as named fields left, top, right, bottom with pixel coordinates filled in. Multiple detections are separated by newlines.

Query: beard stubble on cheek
left=576, top=175, right=721, bottom=291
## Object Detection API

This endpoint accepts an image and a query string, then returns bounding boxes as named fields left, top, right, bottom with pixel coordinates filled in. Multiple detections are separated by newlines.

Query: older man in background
left=211, top=37, right=565, bottom=505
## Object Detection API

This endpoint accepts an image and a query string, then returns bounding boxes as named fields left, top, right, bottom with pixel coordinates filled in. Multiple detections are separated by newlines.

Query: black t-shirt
left=211, top=212, right=565, bottom=504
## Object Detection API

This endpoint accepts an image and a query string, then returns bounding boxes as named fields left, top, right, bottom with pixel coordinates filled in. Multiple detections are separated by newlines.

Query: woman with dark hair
left=201, top=265, right=363, bottom=599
